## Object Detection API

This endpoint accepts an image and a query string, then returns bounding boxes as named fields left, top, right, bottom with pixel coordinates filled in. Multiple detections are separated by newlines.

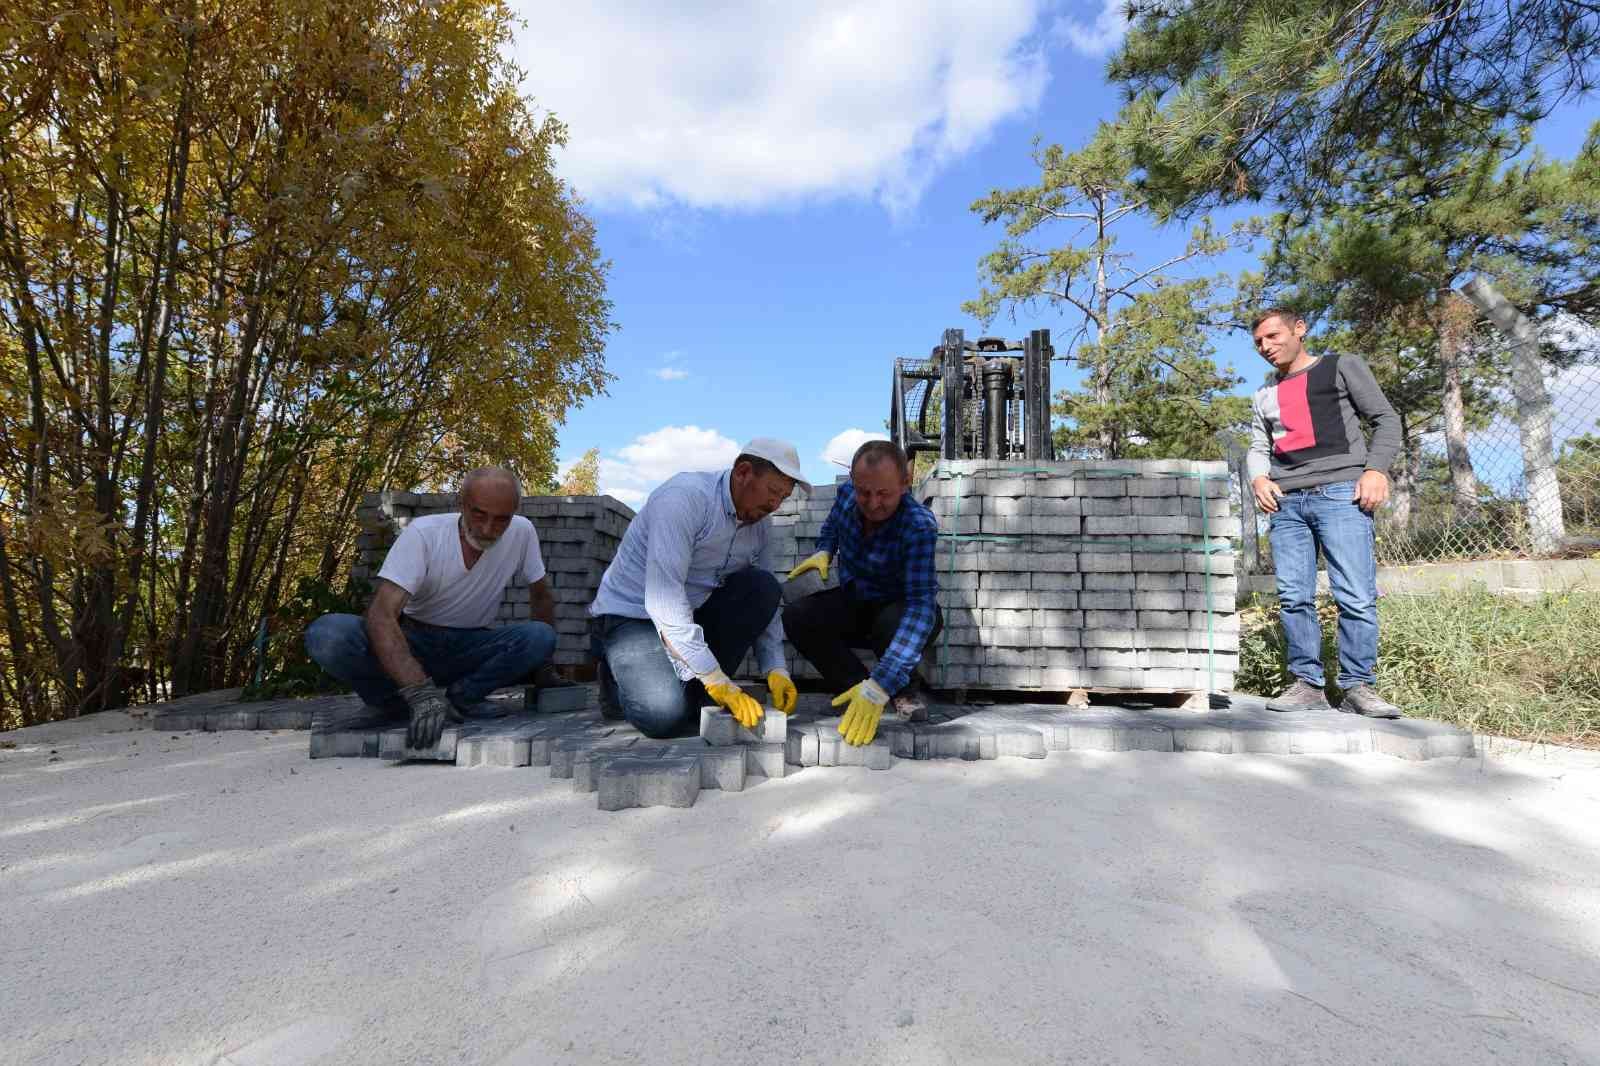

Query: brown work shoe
left=1339, top=684, right=1403, bottom=719
left=1265, top=679, right=1331, bottom=713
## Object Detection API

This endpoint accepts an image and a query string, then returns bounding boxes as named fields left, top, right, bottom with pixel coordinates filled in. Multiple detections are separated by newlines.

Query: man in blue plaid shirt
left=783, top=440, right=941, bottom=745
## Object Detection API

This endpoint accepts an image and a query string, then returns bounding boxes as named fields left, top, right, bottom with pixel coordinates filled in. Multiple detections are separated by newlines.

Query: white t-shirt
left=377, top=513, right=546, bottom=628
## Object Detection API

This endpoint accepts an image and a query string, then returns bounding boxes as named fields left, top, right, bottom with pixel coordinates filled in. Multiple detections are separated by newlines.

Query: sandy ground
left=3, top=716, right=1599, bottom=1066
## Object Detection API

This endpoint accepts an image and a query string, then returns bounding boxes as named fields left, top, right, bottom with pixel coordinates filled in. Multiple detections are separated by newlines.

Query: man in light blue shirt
left=589, top=439, right=809, bottom=737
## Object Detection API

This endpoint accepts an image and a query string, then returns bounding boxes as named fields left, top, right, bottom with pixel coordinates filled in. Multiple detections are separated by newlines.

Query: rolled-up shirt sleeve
left=869, top=512, right=941, bottom=695
left=641, top=489, right=721, bottom=680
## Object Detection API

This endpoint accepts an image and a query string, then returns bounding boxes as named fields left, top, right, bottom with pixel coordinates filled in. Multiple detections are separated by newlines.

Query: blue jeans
left=305, top=614, right=557, bottom=710
left=1268, top=479, right=1378, bottom=689
left=591, top=567, right=781, bottom=738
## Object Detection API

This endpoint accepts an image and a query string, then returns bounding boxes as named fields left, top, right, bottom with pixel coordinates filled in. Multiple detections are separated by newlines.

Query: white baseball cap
left=739, top=437, right=811, bottom=495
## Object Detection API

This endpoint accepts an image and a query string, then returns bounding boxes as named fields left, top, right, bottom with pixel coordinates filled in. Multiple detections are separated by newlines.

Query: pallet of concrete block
left=916, top=458, right=1240, bottom=700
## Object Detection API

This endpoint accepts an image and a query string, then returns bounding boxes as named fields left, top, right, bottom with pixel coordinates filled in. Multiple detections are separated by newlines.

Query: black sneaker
left=1265, top=679, right=1331, bottom=713
left=1339, top=684, right=1403, bottom=719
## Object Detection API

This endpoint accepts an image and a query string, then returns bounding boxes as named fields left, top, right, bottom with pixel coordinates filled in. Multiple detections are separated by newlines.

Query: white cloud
left=598, top=425, right=742, bottom=504
left=653, top=367, right=690, bottom=381
left=1052, top=0, right=1129, bottom=56
left=509, top=1, right=1052, bottom=215
left=821, top=428, right=887, bottom=469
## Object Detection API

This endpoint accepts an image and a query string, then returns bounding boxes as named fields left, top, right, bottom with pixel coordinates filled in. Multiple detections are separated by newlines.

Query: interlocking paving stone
left=695, top=746, right=747, bottom=790
left=596, top=755, right=701, bottom=811
left=735, top=708, right=787, bottom=745
left=745, top=743, right=789, bottom=779
left=699, top=707, right=740, bottom=746
left=785, top=726, right=820, bottom=767
left=572, top=740, right=643, bottom=792
left=837, top=736, right=894, bottom=769
left=527, top=684, right=596, bottom=714
left=207, top=709, right=260, bottom=731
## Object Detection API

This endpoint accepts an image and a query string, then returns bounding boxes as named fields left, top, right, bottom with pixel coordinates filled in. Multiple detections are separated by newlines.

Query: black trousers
left=782, top=586, right=943, bottom=695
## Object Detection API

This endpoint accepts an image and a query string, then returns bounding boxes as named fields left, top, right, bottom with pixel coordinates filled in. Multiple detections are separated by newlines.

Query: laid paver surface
left=3, top=702, right=1597, bottom=1066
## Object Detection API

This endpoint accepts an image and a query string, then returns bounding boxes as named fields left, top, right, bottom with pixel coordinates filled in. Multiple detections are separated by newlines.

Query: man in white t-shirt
left=305, top=467, right=558, bottom=749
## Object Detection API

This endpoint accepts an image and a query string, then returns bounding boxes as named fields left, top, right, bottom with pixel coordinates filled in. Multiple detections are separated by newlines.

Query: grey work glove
left=402, top=681, right=460, bottom=750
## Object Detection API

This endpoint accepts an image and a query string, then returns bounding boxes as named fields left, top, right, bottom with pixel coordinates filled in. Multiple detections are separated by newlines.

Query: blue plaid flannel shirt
left=816, top=482, right=941, bottom=694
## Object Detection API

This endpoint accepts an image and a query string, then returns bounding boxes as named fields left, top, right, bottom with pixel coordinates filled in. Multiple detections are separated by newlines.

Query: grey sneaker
left=1339, top=684, right=1403, bottom=719
left=1265, top=679, right=1331, bottom=713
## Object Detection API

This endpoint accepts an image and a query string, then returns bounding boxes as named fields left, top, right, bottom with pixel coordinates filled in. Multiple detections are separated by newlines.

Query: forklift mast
left=890, top=328, right=1054, bottom=462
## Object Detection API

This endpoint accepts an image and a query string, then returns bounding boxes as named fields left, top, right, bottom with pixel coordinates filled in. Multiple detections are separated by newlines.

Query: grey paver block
left=308, top=731, right=339, bottom=759
left=837, top=736, right=894, bottom=769
left=334, top=731, right=373, bottom=758
left=1171, top=725, right=1233, bottom=753
left=552, top=733, right=624, bottom=778
left=1230, top=725, right=1292, bottom=755
left=573, top=740, right=642, bottom=791
left=395, top=726, right=459, bottom=763
left=206, top=709, right=260, bottom=731
left=736, top=708, right=787, bottom=745
left=816, top=730, right=842, bottom=767
left=597, top=755, right=700, bottom=810
left=699, top=707, right=740, bottom=746
left=1370, top=719, right=1476, bottom=760
left=159, top=712, right=210, bottom=732
left=1068, top=722, right=1175, bottom=752
left=994, top=727, right=1047, bottom=759
left=785, top=726, right=819, bottom=767
left=698, top=746, right=746, bottom=791
left=746, top=743, right=789, bottom=779
left=257, top=707, right=314, bottom=730
left=530, top=685, right=593, bottom=714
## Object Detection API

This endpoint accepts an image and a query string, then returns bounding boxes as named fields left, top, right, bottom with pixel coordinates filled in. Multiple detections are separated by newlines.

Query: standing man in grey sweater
left=1247, top=309, right=1404, bottom=717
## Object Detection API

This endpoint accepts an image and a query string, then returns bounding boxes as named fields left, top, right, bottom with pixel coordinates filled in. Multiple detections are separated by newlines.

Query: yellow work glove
left=700, top=668, right=764, bottom=729
left=766, top=669, right=797, bottom=714
left=833, top=678, right=890, bottom=746
left=788, top=551, right=831, bottom=582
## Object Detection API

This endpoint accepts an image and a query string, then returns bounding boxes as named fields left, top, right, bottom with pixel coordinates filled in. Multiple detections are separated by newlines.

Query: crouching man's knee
left=304, top=613, right=367, bottom=675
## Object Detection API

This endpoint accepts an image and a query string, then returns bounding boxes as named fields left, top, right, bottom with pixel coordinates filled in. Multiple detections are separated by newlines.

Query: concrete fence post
left=1459, top=276, right=1566, bottom=556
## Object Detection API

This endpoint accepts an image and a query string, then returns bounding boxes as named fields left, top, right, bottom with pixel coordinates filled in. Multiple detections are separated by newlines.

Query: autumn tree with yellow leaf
left=0, top=0, right=612, bottom=724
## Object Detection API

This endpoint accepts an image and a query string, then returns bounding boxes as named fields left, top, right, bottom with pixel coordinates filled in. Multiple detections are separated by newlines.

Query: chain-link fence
left=1231, top=334, right=1600, bottom=571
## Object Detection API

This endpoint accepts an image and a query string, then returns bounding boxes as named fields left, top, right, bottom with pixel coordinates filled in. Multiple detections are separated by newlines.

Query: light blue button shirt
left=590, top=469, right=786, bottom=680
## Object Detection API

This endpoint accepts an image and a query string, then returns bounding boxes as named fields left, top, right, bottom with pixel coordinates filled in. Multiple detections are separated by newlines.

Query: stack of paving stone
left=920, top=459, right=1239, bottom=695
left=756, top=460, right=1239, bottom=697
left=351, top=491, right=634, bottom=670
left=304, top=689, right=1476, bottom=812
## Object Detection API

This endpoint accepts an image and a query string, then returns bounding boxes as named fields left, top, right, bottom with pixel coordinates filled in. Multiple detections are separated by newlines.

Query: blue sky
left=509, top=2, right=1597, bottom=506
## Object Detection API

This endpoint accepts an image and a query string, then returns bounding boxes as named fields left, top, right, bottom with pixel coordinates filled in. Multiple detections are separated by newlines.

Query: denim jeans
left=590, top=567, right=781, bottom=738
left=305, top=614, right=557, bottom=710
left=1267, top=479, right=1378, bottom=689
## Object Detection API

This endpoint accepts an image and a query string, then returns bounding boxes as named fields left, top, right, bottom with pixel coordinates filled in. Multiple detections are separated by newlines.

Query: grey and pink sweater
left=1246, top=353, right=1401, bottom=491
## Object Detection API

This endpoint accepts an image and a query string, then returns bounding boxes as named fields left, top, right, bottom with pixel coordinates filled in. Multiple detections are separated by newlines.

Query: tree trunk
left=1459, top=276, right=1566, bottom=555
left=1388, top=416, right=1418, bottom=534
left=1432, top=290, right=1482, bottom=523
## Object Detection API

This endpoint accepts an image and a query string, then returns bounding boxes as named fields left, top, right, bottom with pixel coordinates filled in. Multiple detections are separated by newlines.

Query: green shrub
left=242, top=575, right=371, bottom=701
left=1237, top=587, right=1600, bottom=746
